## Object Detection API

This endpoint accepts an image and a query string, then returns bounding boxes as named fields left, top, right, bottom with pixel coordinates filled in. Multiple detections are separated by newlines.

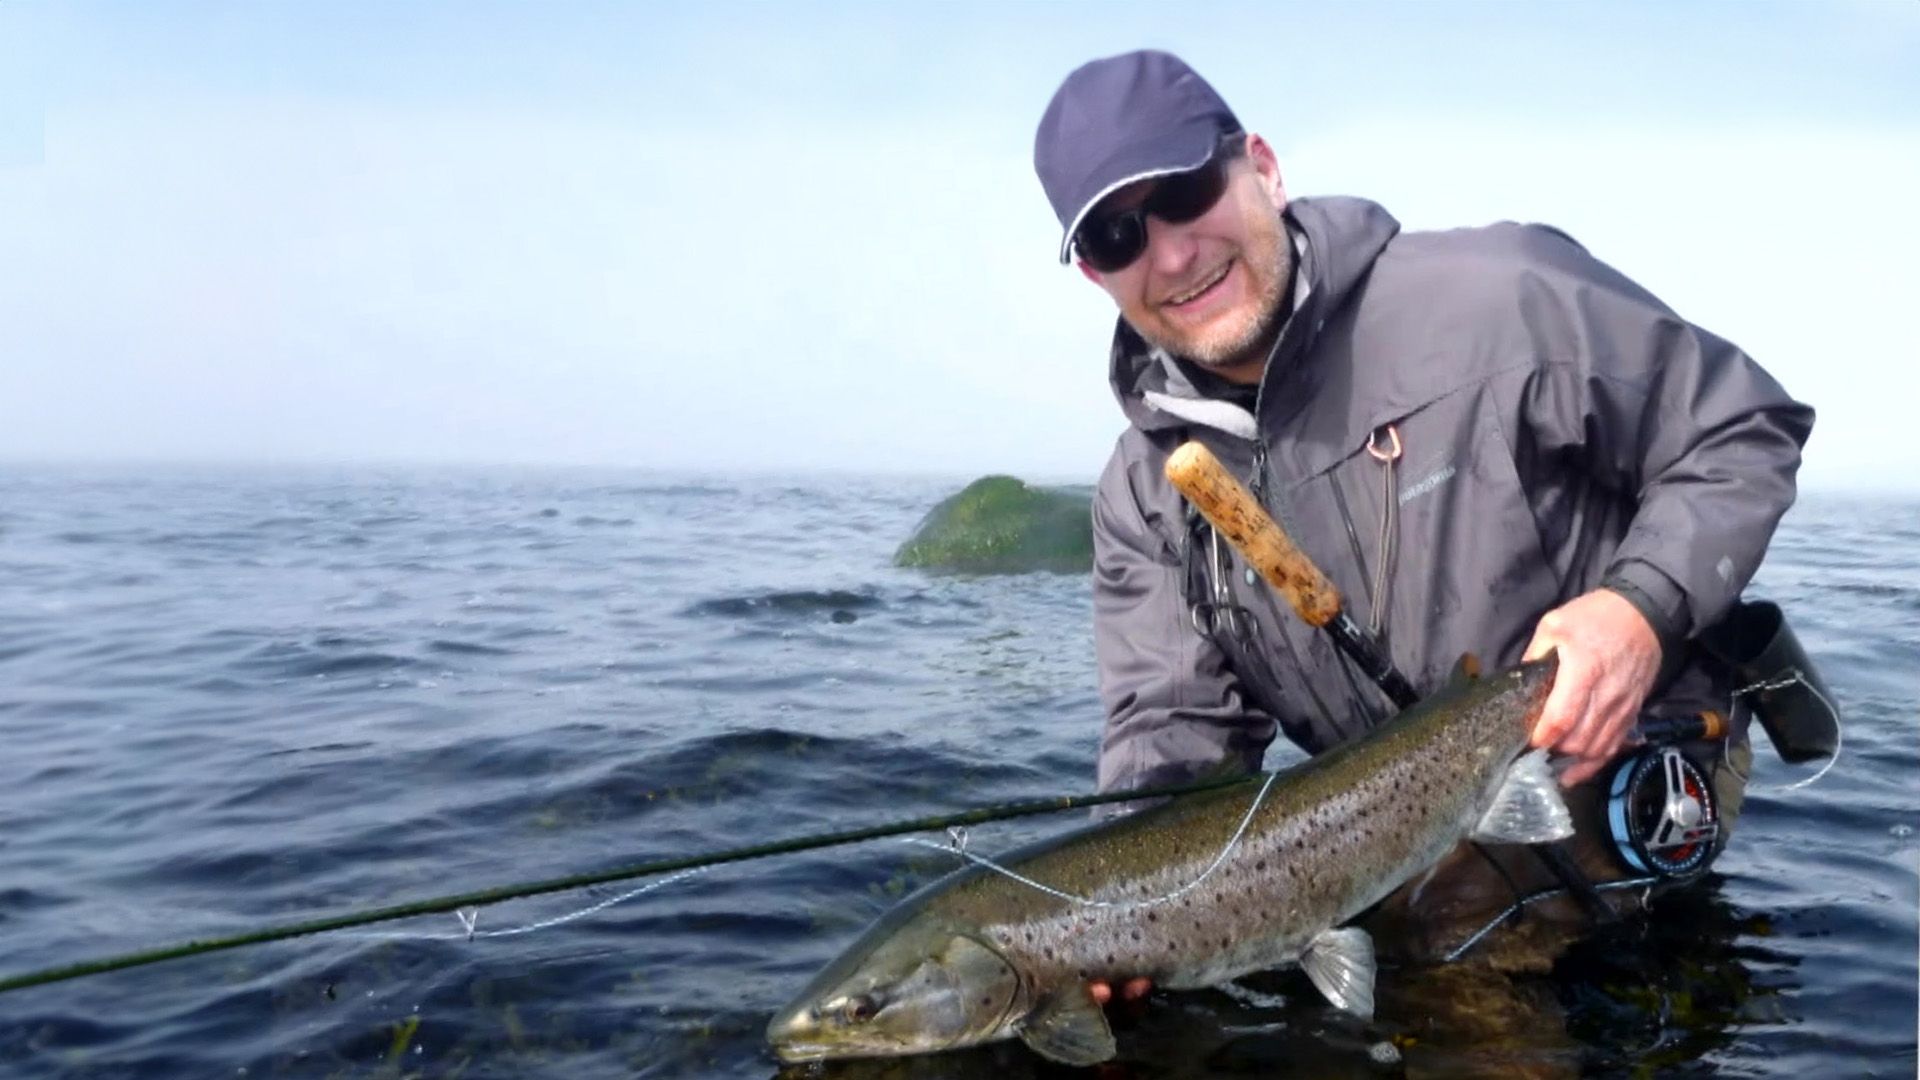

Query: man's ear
left=1245, top=133, right=1288, bottom=210
left=1076, top=258, right=1103, bottom=285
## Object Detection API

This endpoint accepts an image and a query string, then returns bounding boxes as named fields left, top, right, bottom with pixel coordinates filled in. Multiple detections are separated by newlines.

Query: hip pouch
left=1697, top=599, right=1840, bottom=764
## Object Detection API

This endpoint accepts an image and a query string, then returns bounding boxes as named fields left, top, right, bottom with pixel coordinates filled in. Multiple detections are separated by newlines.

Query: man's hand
left=1523, top=588, right=1663, bottom=787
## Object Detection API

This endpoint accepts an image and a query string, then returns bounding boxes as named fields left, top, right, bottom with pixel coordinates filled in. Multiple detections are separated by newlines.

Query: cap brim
left=1056, top=139, right=1222, bottom=265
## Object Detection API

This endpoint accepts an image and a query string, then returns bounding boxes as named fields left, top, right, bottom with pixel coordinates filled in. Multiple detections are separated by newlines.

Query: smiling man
left=1036, top=50, right=1814, bottom=978
left=1065, top=131, right=1291, bottom=383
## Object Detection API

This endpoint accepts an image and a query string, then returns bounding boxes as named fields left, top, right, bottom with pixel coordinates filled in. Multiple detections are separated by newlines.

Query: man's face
left=1077, top=134, right=1291, bottom=383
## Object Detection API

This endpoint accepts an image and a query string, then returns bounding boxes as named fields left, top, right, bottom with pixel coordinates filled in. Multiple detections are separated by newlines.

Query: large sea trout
left=767, top=655, right=1574, bottom=1066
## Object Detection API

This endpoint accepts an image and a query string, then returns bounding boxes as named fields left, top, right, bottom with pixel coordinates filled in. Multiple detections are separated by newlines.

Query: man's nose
left=1143, top=217, right=1200, bottom=279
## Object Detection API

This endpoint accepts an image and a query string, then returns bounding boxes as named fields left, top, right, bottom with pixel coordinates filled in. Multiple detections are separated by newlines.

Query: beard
left=1130, top=210, right=1293, bottom=374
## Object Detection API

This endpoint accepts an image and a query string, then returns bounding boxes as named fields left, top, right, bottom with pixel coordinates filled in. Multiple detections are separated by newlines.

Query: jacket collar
left=1106, top=195, right=1402, bottom=440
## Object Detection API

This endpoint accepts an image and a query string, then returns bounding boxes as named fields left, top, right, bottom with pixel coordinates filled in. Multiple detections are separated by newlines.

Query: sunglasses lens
left=1076, top=212, right=1146, bottom=274
left=1149, top=159, right=1229, bottom=225
left=1074, top=157, right=1232, bottom=273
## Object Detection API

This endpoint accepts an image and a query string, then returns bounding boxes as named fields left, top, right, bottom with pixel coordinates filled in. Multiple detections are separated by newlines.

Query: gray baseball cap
left=1033, top=50, right=1242, bottom=264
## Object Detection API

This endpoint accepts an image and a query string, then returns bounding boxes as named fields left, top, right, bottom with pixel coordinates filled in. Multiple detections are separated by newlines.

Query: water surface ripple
left=0, top=467, right=1914, bottom=1078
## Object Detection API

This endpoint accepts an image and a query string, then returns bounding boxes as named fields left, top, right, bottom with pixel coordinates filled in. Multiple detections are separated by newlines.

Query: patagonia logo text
left=1398, top=464, right=1456, bottom=506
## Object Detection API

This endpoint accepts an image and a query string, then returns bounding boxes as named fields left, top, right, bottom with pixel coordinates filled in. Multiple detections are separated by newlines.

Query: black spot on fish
left=1147, top=912, right=1158, bottom=923
left=1130, top=929, right=1141, bottom=941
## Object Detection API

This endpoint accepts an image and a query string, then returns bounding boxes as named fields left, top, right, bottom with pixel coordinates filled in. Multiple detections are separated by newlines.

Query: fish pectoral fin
left=1470, top=749, right=1576, bottom=845
left=1301, top=926, right=1376, bottom=1020
left=1017, top=984, right=1117, bottom=1066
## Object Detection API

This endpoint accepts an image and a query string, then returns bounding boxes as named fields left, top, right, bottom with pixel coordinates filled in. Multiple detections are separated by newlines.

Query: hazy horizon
left=7, top=453, right=1919, bottom=503
left=4, top=2, right=1917, bottom=491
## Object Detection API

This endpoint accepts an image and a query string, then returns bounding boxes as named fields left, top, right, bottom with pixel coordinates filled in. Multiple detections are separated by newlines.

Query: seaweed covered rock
left=895, top=476, right=1093, bottom=574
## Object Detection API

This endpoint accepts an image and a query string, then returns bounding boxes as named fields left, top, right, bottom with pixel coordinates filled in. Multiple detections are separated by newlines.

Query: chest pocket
left=1309, top=388, right=1565, bottom=697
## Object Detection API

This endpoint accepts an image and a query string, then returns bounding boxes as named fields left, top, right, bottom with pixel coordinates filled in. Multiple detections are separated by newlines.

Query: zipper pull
left=1250, top=438, right=1271, bottom=507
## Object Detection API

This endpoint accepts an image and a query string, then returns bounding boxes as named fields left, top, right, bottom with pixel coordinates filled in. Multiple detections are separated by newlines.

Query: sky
left=2, top=1, right=1917, bottom=490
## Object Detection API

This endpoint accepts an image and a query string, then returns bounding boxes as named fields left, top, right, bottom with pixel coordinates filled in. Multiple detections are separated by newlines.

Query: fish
left=766, top=654, right=1574, bottom=1066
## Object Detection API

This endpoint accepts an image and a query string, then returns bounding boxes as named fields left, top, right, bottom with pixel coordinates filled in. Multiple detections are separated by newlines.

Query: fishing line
left=1442, top=876, right=1660, bottom=962
left=0, top=772, right=1255, bottom=997
left=899, top=770, right=1280, bottom=910
left=1446, top=671, right=1841, bottom=964
left=348, top=869, right=714, bottom=944
left=1732, top=670, right=1842, bottom=793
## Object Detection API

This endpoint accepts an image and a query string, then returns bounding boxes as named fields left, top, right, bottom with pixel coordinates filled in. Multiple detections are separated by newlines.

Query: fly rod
left=1163, top=439, right=1611, bottom=920
left=1163, top=442, right=1418, bottom=708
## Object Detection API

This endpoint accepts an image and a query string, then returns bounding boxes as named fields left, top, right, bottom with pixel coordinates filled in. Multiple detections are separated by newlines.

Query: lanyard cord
left=1365, top=425, right=1403, bottom=639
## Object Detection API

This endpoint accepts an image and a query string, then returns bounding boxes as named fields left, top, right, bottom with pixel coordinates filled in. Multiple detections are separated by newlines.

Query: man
left=1034, top=50, right=1813, bottom=987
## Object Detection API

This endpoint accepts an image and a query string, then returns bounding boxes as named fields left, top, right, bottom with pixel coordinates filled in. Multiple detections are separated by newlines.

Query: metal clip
left=1367, top=423, right=1402, bottom=463
left=1189, top=527, right=1259, bottom=645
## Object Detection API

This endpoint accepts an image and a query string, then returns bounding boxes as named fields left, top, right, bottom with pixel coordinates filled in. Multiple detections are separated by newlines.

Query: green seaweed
left=385, top=1014, right=421, bottom=1072
left=894, top=476, right=1093, bottom=575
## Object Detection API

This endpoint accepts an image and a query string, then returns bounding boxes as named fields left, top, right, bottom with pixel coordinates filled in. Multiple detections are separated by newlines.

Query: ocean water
left=0, top=465, right=1914, bottom=1079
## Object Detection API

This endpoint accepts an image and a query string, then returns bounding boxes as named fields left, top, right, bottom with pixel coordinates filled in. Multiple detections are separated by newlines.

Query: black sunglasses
left=1072, top=150, right=1238, bottom=274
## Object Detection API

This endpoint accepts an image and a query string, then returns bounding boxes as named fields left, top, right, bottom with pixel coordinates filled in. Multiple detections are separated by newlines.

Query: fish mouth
left=766, top=1007, right=827, bottom=1062
left=770, top=1036, right=921, bottom=1064
left=771, top=1040, right=834, bottom=1063
left=766, top=1006, right=885, bottom=1063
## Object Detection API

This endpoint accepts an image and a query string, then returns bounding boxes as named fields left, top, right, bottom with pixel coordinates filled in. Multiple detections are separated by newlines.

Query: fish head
left=767, top=920, right=1024, bottom=1062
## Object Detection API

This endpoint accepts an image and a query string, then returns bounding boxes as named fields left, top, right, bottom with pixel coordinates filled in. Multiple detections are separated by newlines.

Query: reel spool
left=1604, top=746, right=1721, bottom=879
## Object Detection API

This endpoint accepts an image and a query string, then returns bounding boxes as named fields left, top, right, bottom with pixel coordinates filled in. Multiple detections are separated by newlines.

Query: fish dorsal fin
left=1301, top=926, right=1376, bottom=1019
left=1441, top=652, right=1483, bottom=694
left=1471, top=749, right=1576, bottom=845
left=1017, top=984, right=1116, bottom=1066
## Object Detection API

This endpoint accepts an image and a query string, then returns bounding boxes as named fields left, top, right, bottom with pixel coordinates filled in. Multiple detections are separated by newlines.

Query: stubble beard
left=1137, top=225, right=1292, bottom=375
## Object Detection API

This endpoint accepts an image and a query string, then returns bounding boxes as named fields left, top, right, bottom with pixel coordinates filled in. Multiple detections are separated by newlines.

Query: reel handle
left=1636, top=711, right=1729, bottom=745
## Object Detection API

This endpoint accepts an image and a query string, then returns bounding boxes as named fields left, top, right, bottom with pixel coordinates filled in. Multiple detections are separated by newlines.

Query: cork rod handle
left=1164, top=440, right=1344, bottom=628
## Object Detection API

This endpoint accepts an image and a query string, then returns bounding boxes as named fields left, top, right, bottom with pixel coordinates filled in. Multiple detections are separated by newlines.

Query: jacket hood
left=1106, top=195, right=1402, bottom=438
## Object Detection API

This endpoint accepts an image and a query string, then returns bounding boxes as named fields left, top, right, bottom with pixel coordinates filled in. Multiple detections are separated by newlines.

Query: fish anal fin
left=1018, top=984, right=1116, bottom=1066
left=1302, top=926, right=1376, bottom=1020
left=1471, top=749, right=1576, bottom=845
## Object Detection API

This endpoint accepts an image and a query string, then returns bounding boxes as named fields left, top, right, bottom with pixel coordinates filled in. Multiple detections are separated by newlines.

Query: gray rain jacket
left=1093, top=196, right=1814, bottom=797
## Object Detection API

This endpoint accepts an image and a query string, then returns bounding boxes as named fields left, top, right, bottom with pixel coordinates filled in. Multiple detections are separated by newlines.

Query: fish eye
left=840, top=994, right=879, bottom=1023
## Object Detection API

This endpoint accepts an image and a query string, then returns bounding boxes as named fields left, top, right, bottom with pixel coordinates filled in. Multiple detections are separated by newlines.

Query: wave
left=686, top=589, right=883, bottom=621
left=233, top=638, right=418, bottom=679
left=427, top=638, right=514, bottom=656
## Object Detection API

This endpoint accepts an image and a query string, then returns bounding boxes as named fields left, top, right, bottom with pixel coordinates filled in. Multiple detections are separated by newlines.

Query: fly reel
left=1604, top=746, right=1720, bottom=879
